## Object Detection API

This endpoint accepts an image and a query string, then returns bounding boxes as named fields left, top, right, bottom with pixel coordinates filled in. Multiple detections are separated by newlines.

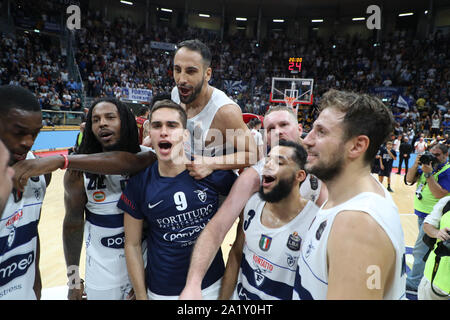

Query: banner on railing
left=121, top=87, right=153, bottom=103
left=150, top=41, right=177, bottom=51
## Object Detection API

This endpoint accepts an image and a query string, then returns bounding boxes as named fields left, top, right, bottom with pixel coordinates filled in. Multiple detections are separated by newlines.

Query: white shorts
left=85, top=282, right=133, bottom=300
left=146, top=278, right=222, bottom=300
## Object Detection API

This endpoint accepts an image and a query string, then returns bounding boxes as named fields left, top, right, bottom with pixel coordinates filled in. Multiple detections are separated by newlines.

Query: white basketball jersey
left=293, top=178, right=406, bottom=300
left=83, top=173, right=129, bottom=290
left=232, top=193, right=318, bottom=300
left=0, top=152, right=46, bottom=300
left=171, top=86, right=238, bottom=157
left=83, top=146, right=151, bottom=290
left=252, top=159, right=322, bottom=205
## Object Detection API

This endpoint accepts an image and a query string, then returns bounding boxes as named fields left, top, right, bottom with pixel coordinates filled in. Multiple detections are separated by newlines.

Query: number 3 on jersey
left=174, top=191, right=188, bottom=211
left=243, top=209, right=256, bottom=231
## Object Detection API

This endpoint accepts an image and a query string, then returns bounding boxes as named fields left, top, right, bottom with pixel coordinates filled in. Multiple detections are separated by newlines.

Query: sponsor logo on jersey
left=156, top=204, right=213, bottom=229
left=287, top=231, right=301, bottom=251
left=163, top=223, right=207, bottom=244
left=33, top=188, right=42, bottom=201
left=148, top=200, right=163, bottom=209
left=93, top=191, right=106, bottom=202
left=254, top=269, right=266, bottom=287
left=6, top=210, right=23, bottom=227
left=120, top=193, right=135, bottom=210
left=252, top=254, right=273, bottom=272
left=7, top=226, right=16, bottom=248
left=101, top=232, right=125, bottom=249
left=315, top=220, right=327, bottom=240
left=259, top=234, right=272, bottom=251
left=305, top=240, right=314, bottom=258
left=30, top=176, right=40, bottom=182
left=0, top=252, right=34, bottom=286
left=12, top=189, right=23, bottom=203
left=286, top=253, right=298, bottom=268
left=194, top=188, right=208, bottom=203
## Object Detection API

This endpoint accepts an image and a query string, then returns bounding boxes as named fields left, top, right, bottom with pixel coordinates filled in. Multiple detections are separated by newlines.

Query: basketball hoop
left=284, top=96, right=298, bottom=115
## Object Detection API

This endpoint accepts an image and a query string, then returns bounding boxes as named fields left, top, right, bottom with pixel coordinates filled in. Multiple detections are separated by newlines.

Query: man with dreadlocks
left=63, top=97, right=151, bottom=300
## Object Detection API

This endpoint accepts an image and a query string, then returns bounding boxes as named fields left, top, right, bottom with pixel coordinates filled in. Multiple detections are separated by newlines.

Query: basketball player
left=220, top=141, right=318, bottom=300
left=172, top=39, right=257, bottom=177
left=63, top=97, right=150, bottom=300
left=0, top=140, right=15, bottom=214
left=0, top=85, right=50, bottom=300
left=117, top=100, right=237, bottom=299
left=12, top=40, right=255, bottom=189
left=293, top=89, right=406, bottom=299
left=180, top=106, right=327, bottom=299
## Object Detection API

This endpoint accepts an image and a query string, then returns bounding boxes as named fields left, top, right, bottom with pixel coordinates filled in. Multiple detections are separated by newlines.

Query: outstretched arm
left=13, top=150, right=156, bottom=191
left=179, top=167, right=260, bottom=299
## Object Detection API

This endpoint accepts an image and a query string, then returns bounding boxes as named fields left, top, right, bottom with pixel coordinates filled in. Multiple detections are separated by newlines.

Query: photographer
left=405, top=144, right=450, bottom=295
left=418, top=196, right=450, bottom=299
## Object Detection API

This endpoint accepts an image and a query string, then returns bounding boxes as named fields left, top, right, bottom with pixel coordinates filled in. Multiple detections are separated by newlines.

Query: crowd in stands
left=1, top=4, right=449, bottom=137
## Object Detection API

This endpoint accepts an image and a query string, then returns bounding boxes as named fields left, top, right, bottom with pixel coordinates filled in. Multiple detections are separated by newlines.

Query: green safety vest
left=423, top=210, right=450, bottom=294
left=77, top=132, right=83, bottom=146
left=414, top=163, right=450, bottom=214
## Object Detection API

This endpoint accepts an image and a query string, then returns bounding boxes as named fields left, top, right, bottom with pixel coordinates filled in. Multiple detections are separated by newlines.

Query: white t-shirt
left=251, top=129, right=264, bottom=146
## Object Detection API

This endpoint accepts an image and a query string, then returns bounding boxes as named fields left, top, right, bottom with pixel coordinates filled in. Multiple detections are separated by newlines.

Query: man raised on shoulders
left=172, top=39, right=257, bottom=178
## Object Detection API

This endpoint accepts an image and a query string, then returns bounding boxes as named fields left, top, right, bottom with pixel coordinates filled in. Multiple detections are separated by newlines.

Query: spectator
left=398, top=136, right=413, bottom=175
left=405, top=143, right=450, bottom=296
left=418, top=196, right=450, bottom=299
left=378, top=141, right=397, bottom=192
left=415, top=136, right=427, bottom=155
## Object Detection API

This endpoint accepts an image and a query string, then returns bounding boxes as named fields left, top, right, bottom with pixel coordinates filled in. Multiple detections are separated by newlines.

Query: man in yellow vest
left=406, top=144, right=450, bottom=296
left=419, top=196, right=450, bottom=299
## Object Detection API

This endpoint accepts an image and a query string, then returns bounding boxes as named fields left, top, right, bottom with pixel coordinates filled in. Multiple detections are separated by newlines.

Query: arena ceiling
left=140, top=0, right=449, bottom=19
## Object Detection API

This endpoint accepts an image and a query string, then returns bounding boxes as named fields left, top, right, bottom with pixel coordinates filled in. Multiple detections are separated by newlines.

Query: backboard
left=270, top=77, right=314, bottom=107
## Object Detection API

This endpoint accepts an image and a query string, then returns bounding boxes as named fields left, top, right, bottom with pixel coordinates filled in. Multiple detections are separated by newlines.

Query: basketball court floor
left=38, top=167, right=419, bottom=300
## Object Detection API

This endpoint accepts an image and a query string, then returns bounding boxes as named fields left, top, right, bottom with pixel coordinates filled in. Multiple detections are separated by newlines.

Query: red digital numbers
left=288, top=58, right=302, bottom=73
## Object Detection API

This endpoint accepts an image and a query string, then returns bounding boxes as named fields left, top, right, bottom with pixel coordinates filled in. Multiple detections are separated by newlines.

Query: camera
left=419, top=151, right=438, bottom=166
left=434, top=232, right=450, bottom=258
left=415, top=190, right=423, bottom=200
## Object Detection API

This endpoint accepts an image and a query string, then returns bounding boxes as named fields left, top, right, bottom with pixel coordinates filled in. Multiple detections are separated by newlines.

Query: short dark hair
left=78, top=97, right=140, bottom=154
left=176, top=39, right=212, bottom=68
left=0, top=85, right=41, bottom=115
left=150, top=99, right=188, bottom=129
left=137, top=105, right=149, bottom=117
left=150, top=93, right=172, bottom=110
left=318, top=89, right=394, bottom=164
left=278, top=140, right=307, bottom=170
